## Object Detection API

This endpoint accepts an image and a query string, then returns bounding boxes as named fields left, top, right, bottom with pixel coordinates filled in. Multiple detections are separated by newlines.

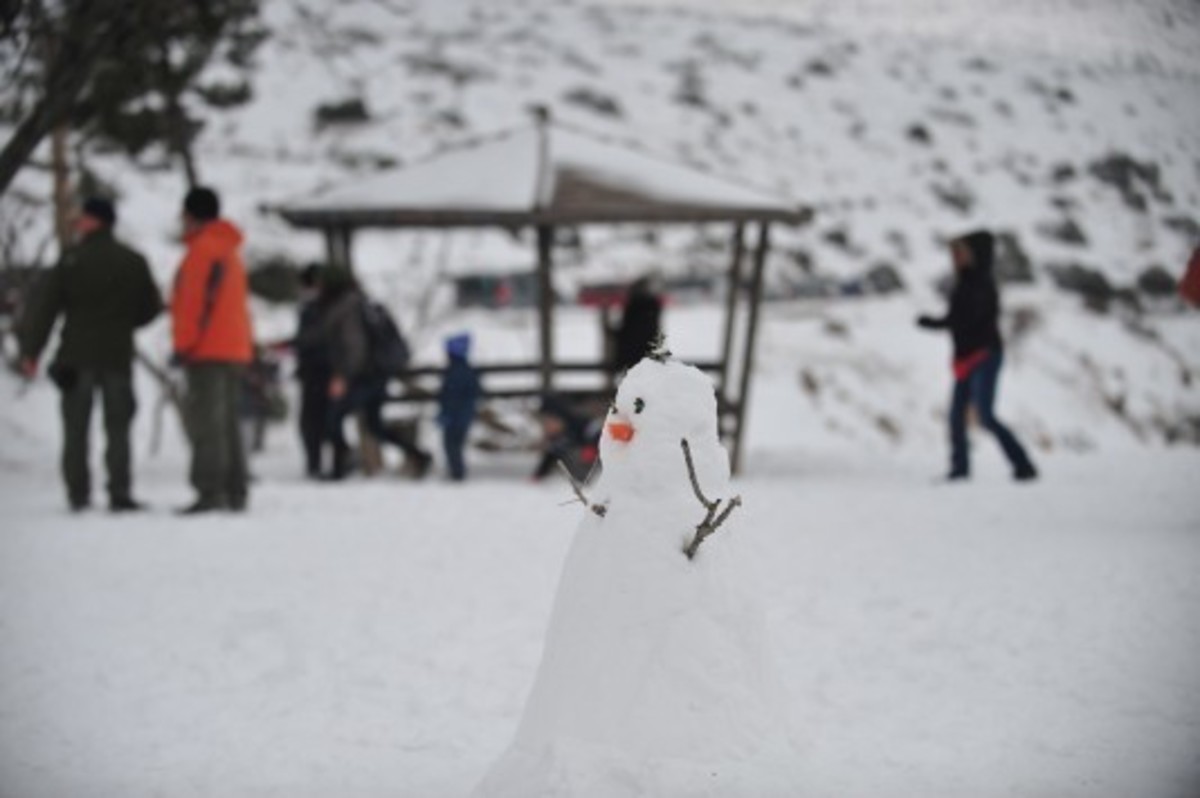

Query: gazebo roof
left=277, top=120, right=807, bottom=229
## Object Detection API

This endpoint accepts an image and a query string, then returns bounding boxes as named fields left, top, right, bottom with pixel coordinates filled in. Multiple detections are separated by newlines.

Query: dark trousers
left=442, top=423, right=470, bottom=481
left=949, top=351, right=1035, bottom=476
left=185, top=363, right=248, bottom=504
left=57, top=366, right=136, bottom=506
left=327, top=375, right=425, bottom=471
left=298, top=375, right=330, bottom=476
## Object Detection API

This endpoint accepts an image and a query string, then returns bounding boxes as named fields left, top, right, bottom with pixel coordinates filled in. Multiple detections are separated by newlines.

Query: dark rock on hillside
left=1137, top=265, right=1180, bottom=298
left=1048, top=261, right=1115, bottom=311
left=821, top=227, right=863, bottom=255
left=994, top=231, right=1035, bottom=284
left=403, top=51, right=491, bottom=86
left=1088, top=152, right=1172, bottom=212
left=314, top=98, right=370, bottom=128
left=863, top=262, right=905, bottom=294
left=806, top=58, right=835, bottom=77
left=672, top=60, right=707, bottom=108
left=906, top=123, right=933, bottom=145
left=563, top=87, right=623, bottom=118
left=886, top=230, right=910, bottom=259
left=1037, top=216, right=1088, bottom=246
left=930, top=180, right=974, bottom=214
left=787, top=247, right=814, bottom=274
left=1049, top=162, right=1076, bottom=183
left=1163, top=215, right=1200, bottom=241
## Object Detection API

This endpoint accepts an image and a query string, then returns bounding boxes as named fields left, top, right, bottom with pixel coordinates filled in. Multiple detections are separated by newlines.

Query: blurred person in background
left=318, top=268, right=432, bottom=480
left=293, top=263, right=332, bottom=478
left=17, top=196, right=162, bottom=512
left=171, top=186, right=254, bottom=514
left=530, top=393, right=601, bottom=483
left=612, top=274, right=664, bottom=375
left=917, top=229, right=1038, bottom=483
left=436, top=332, right=481, bottom=481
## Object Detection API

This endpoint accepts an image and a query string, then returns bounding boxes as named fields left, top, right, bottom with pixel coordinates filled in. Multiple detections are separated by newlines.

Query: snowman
left=474, top=342, right=800, bottom=797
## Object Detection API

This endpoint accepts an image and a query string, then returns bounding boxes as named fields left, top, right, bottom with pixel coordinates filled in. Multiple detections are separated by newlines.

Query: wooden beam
left=536, top=225, right=555, bottom=393
left=730, top=221, right=770, bottom=475
left=718, top=222, right=745, bottom=403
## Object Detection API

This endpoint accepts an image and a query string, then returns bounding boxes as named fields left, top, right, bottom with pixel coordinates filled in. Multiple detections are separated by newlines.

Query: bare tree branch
left=681, top=437, right=741, bottom=560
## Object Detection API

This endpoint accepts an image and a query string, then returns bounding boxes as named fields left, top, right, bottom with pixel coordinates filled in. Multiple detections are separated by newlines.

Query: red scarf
left=953, top=349, right=990, bottom=381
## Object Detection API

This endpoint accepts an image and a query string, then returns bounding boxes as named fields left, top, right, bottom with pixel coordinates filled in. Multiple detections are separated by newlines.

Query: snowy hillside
left=2, top=0, right=1199, bottom=453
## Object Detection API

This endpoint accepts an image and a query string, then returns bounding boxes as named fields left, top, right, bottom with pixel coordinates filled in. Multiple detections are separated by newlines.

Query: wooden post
left=325, top=226, right=356, bottom=272
left=324, top=227, right=340, bottom=266
left=341, top=227, right=356, bottom=273
left=730, top=222, right=770, bottom=475
left=718, top=222, right=745, bottom=405
left=536, top=224, right=555, bottom=394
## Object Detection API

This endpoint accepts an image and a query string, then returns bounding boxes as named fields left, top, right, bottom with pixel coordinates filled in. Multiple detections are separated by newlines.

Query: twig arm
left=557, top=459, right=607, bottom=517
left=681, top=438, right=715, bottom=509
left=680, top=437, right=742, bottom=559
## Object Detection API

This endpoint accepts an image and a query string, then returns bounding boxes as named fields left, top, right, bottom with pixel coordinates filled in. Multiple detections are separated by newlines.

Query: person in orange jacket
left=170, top=186, right=254, bottom=514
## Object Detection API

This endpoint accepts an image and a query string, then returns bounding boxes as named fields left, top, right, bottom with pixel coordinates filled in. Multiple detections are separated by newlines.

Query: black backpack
left=360, top=300, right=411, bottom=376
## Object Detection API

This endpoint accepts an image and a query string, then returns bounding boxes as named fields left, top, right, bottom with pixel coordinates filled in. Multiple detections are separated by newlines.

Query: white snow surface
left=2, top=305, right=1199, bottom=797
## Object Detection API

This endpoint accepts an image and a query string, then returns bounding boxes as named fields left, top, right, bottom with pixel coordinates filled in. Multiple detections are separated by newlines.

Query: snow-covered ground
left=2, top=300, right=1199, bottom=797
left=3, top=0, right=1200, bottom=794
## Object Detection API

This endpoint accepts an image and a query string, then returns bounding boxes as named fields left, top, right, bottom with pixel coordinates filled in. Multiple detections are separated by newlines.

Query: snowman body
left=475, top=358, right=798, bottom=797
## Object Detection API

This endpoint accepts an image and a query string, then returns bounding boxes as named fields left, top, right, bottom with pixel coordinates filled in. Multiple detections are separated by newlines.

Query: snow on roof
left=277, top=121, right=805, bottom=228
left=283, top=129, right=541, bottom=216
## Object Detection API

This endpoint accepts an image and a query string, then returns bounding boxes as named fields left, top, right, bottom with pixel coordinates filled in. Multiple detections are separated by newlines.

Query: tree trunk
left=0, top=69, right=88, bottom=197
left=51, top=123, right=72, bottom=253
left=0, top=2, right=111, bottom=198
left=166, top=92, right=200, bottom=187
left=156, top=40, right=201, bottom=188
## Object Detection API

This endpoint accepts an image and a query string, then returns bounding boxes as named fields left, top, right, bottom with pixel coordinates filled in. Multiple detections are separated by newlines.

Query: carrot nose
left=607, top=421, right=635, bottom=442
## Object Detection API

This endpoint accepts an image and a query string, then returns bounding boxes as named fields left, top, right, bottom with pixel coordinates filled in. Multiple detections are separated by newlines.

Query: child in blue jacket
left=437, top=333, right=481, bottom=481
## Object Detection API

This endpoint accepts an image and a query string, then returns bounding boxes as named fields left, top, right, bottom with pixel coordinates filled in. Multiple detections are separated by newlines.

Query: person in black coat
left=612, top=275, right=663, bottom=374
left=18, top=197, right=163, bottom=511
left=294, top=264, right=332, bottom=477
left=917, top=230, right=1037, bottom=482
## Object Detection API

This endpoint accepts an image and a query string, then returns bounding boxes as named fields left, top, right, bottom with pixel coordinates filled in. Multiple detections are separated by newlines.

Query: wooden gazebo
left=275, top=112, right=809, bottom=472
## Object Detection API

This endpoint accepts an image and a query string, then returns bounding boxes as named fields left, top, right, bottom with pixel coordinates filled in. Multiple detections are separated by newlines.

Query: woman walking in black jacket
left=918, top=230, right=1038, bottom=482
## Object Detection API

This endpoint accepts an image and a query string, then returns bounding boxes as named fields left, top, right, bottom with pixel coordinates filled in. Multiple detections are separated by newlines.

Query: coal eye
left=608, top=399, right=617, bottom=414
left=634, top=397, right=645, bottom=414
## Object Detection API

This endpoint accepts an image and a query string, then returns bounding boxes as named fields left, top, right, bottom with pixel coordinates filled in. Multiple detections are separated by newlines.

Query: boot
left=176, top=496, right=226, bottom=515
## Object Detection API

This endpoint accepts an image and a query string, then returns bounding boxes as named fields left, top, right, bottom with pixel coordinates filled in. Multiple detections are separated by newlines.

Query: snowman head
left=600, top=356, right=728, bottom=494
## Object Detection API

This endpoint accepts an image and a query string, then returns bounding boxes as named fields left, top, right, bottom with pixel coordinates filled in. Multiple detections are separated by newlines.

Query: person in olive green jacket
left=18, top=197, right=163, bottom=512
